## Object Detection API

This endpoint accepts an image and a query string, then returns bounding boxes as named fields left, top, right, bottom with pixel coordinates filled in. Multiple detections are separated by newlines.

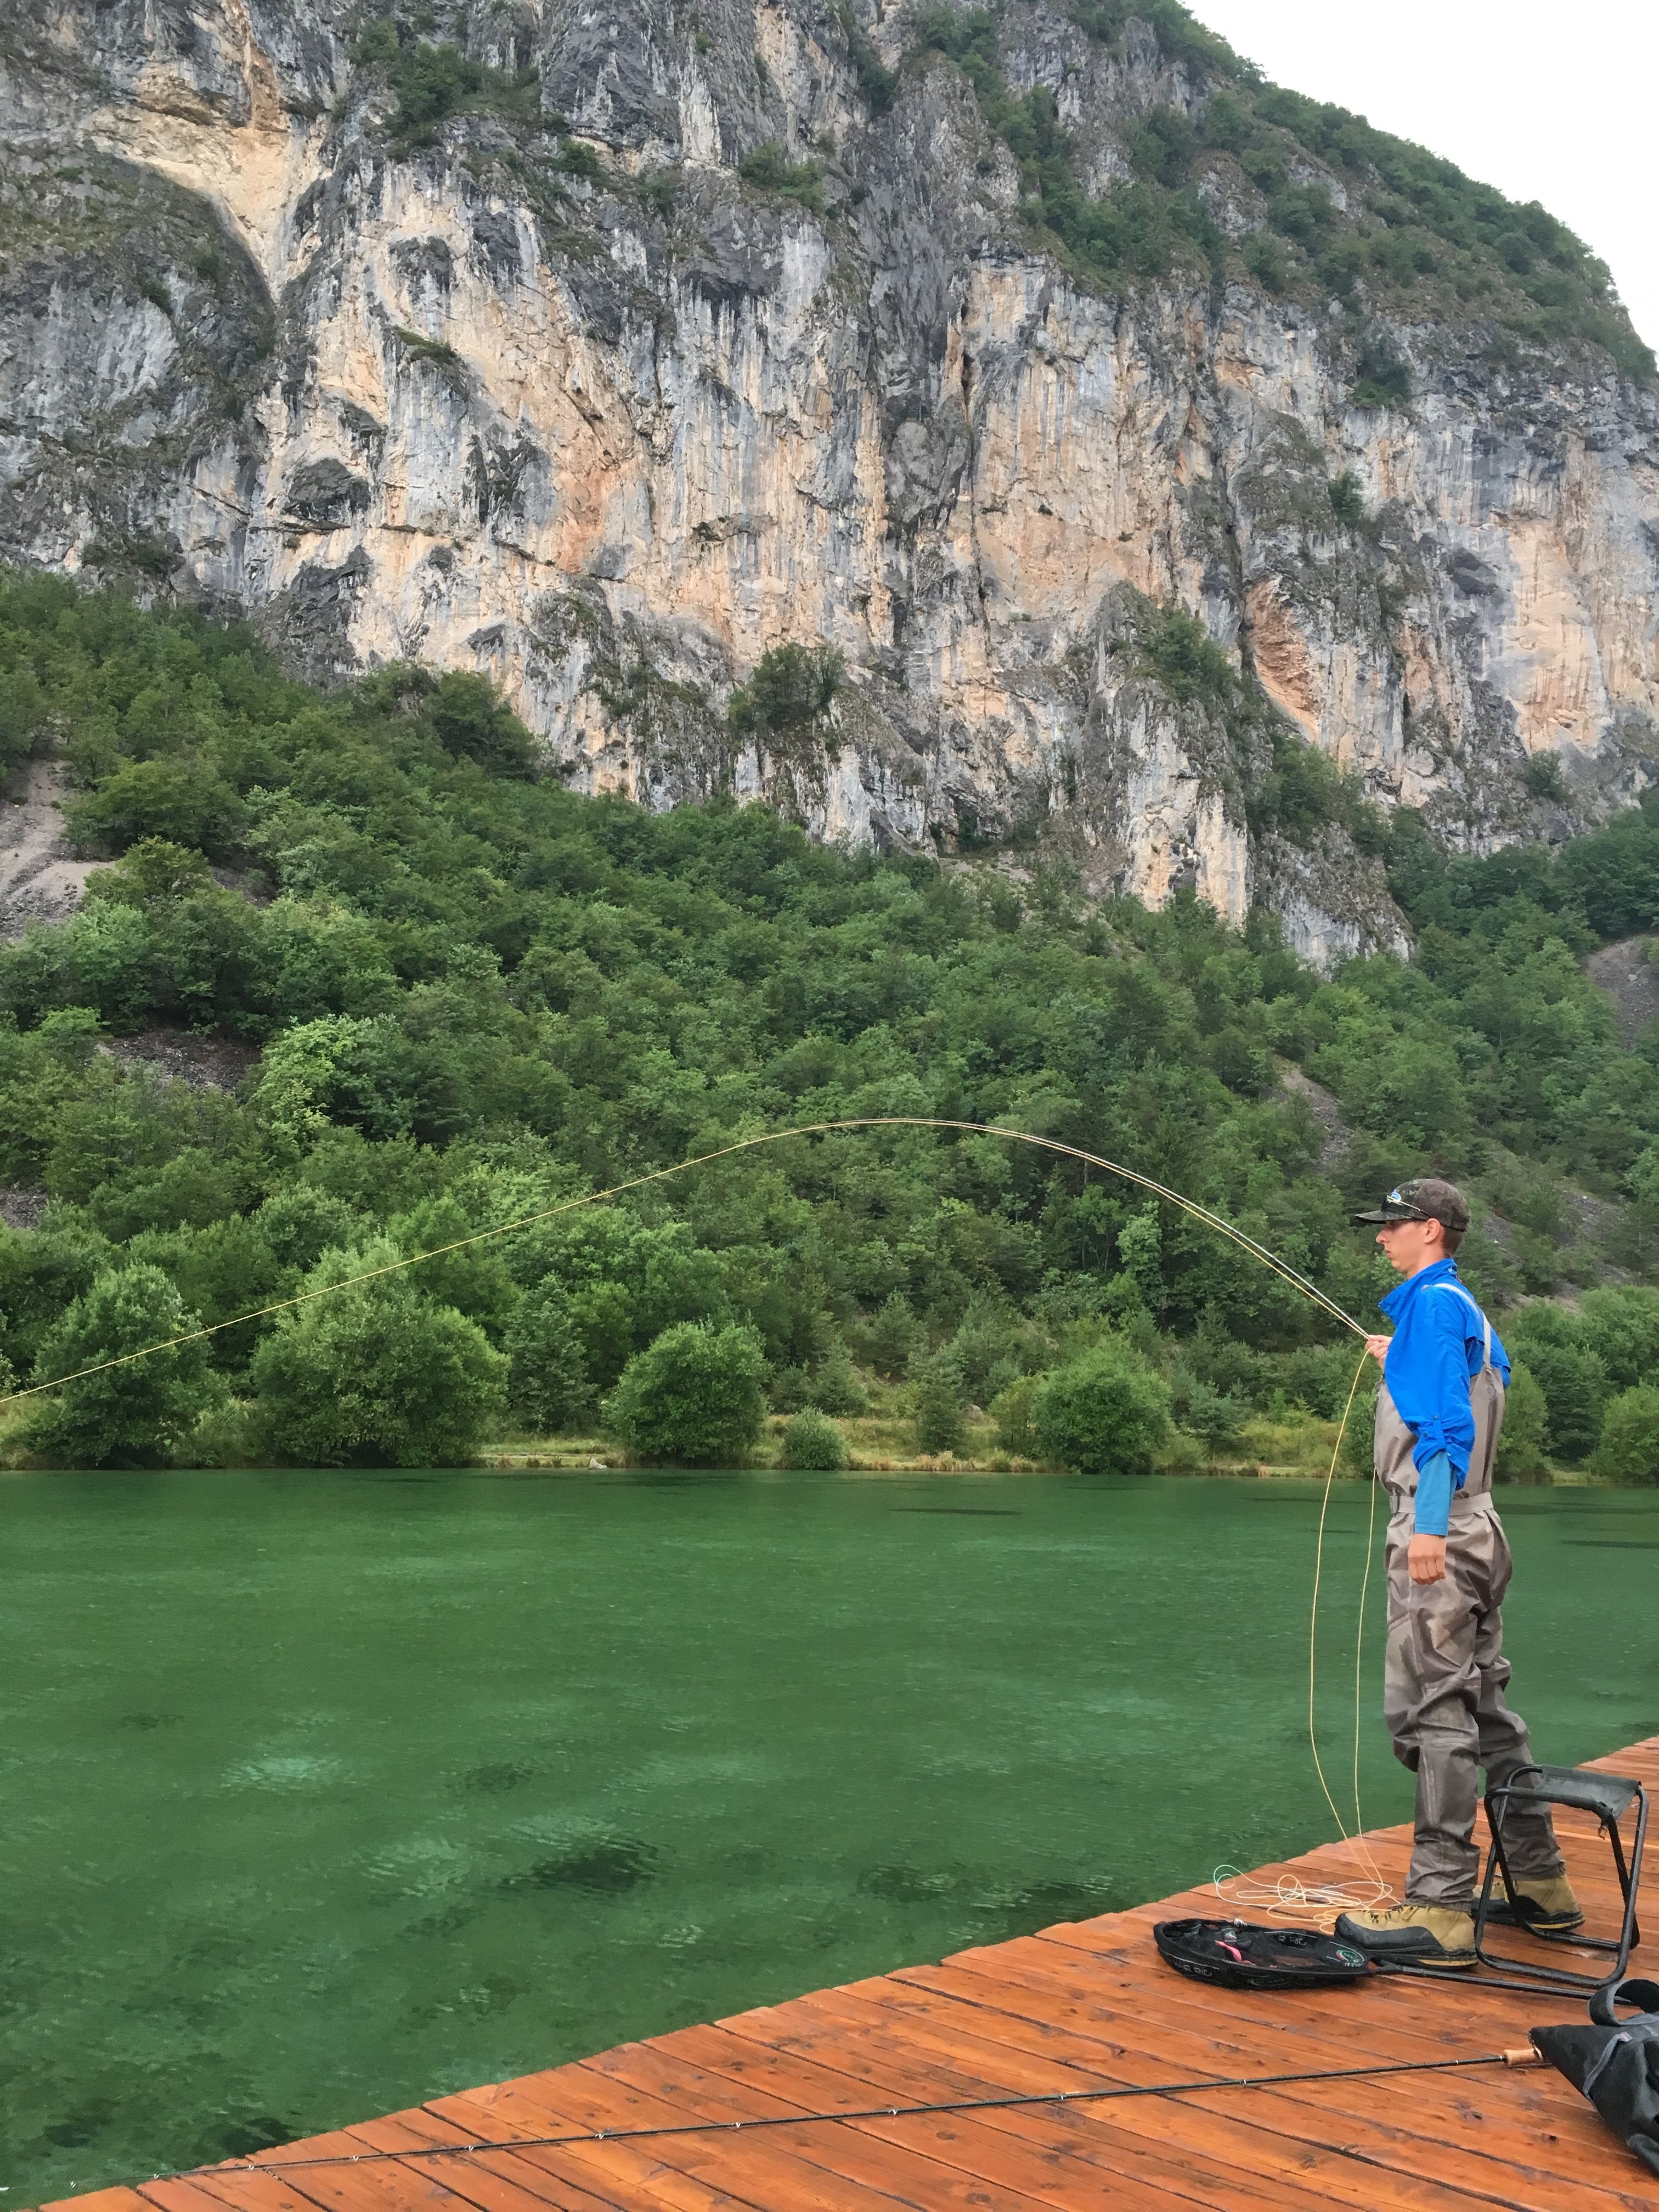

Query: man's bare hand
left=1408, top=1533, right=1447, bottom=1585
left=1365, top=1333, right=1391, bottom=1365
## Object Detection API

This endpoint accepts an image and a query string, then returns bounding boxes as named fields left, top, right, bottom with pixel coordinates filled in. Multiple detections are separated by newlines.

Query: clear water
left=4, top=1470, right=1657, bottom=2205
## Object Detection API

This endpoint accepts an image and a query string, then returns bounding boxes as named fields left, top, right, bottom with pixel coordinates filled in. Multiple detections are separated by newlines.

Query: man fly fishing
left=1333, top=1177, right=1579, bottom=1970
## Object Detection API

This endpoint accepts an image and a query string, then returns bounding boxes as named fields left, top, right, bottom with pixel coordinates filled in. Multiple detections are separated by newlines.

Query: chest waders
left=1374, top=1286, right=1566, bottom=1907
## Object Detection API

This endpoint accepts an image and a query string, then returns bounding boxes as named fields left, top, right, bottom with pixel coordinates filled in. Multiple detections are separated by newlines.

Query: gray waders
left=1375, top=1292, right=1566, bottom=1907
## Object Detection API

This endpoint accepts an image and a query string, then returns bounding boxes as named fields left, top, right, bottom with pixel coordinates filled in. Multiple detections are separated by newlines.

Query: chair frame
left=1470, top=1763, right=1647, bottom=1995
left=1380, top=1765, right=1648, bottom=2000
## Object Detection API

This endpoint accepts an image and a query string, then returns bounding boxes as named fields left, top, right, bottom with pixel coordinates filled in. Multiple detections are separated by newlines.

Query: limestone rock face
left=3, top=0, right=1656, bottom=963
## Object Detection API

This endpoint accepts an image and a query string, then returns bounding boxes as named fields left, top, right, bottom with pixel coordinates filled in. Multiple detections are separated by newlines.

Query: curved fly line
left=1, top=1114, right=1391, bottom=1907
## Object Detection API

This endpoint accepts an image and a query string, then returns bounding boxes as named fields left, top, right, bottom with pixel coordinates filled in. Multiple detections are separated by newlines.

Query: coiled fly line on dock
left=1, top=1116, right=1391, bottom=1907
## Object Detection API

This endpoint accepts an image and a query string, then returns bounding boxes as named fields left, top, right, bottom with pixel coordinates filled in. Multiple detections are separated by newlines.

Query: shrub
left=1350, top=338, right=1410, bottom=411
left=1030, top=1338, right=1171, bottom=1475
left=556, top=138, right=605, bottom=179
left=736, top=144, right=824, bottom=211
left=910, top=1346, right=966, bottom=1454
left=1522, top=753, right=1567, bottom=804
left=778, top=1406, right=849, bottom=1470
left=250, top=1241, right=507, bottom=1465
left=603, top=1322, right=767, bottom=1466
left=352, top=25, right=540, bottom=147
left=505, top=1283, right=592, bottom=1431
left=1506, top=1318, right=1609, bottom=1462
left=991, top=1372, right=1040, bottom=1456
left=729, top=643, right=844, bottom=737
left=25, top=1264, right=219, bottom=1468
left=1590, top=1387, right=1659, bottom=1483
left=1132, top=610, right=1235, bottom=708
left=837, top=2, right=896, bottom=112
left=1494, top=1359, right=1549, bottom=1480
left=1328, top=471, right=1365, bottom=526
left=1243, top=233, right=1287, bottom=295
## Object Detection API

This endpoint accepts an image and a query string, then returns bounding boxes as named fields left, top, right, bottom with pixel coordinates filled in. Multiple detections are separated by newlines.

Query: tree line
left=0, top=574, right=1656, bottom=1473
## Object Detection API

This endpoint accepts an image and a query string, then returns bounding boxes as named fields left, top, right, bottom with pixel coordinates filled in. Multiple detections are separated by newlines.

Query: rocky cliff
left=3, top=0, right=1657, bottom=962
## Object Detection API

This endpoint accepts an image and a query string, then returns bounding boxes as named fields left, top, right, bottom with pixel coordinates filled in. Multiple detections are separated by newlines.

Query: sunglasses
left=1381, top=1190, right=1429, bottom=1221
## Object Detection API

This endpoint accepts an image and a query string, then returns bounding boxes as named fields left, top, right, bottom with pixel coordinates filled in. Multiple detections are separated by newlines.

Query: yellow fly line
left=2, top=1112, right=1392, bottom=1906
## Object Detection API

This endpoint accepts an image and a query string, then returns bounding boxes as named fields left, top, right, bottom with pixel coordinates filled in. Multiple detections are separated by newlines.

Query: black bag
left=1154, top=1918, right=1372, bottom=1991
left=1531, top=1980, right=1659, bottom=2178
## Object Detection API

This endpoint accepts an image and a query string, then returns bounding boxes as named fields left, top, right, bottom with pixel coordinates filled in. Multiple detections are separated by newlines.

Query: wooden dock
left=48, top=1734, right=1658, bottom=2212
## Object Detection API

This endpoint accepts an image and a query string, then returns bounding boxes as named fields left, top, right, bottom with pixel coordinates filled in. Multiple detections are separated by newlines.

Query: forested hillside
left=1, top=576, right=1657, bottom=1472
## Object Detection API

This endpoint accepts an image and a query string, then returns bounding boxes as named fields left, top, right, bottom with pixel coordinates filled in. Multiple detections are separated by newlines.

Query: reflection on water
left=3, top=1469, right=1656, bottom=2202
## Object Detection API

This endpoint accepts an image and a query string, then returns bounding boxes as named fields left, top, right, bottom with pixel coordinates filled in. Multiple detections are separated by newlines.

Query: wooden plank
left=338, top=2109, right=639, bottom=2212
left=574, top=2038, right=1086, bottom=2212
left=596, top=2022, right=1184, bottom=2212
left=692, top=2005, right=1344, bottom=2212
left=439, top=2057, right=951, bottom=2211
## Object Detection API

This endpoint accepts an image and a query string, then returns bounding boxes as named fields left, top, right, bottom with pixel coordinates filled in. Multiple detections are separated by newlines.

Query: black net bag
left=1153, top=1918, right=1372, bottom=1991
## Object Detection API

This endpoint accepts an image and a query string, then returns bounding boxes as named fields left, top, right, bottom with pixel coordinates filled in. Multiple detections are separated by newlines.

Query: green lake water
left=4, top=1469, right=1658, bottom=2204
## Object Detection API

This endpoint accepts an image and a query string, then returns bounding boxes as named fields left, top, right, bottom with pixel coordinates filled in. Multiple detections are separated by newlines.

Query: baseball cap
left=1352, top=1177, right=1470, bottom=1232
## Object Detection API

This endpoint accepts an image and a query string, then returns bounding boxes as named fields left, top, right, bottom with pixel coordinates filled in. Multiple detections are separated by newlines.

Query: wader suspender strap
left=1433, top=1283, right=1492, bottom=1373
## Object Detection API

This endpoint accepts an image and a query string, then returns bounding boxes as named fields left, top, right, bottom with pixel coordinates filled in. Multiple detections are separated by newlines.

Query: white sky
left=1190, top=0, right=1659, bottom=351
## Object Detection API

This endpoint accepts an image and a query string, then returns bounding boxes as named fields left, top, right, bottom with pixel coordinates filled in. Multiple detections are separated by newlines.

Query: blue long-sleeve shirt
left=1378, top=1259, right=1510, bottom=1533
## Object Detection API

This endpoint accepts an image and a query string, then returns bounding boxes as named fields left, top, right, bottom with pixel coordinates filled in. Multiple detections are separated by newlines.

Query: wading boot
left=1334, top=1902, right=1476, bottom=1969
left=1487, top=1875, right=1584, bottom=1932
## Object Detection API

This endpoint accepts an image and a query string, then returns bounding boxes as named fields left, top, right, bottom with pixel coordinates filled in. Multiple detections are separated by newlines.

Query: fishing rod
left=178, top=2045, right=1544, bottom=2180
left=0, top=1116, right=1365, bottom=1410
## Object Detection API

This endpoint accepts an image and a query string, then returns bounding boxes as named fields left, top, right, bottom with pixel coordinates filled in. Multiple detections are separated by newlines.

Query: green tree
left=505, top=1283, right=593, bottom=1431
left=603, top=1322, right=766, bottom=1466
left=910, top=1345, right=966, bottom=1454
left=865, top=1293, right=919, bottom=1379
left=1494, top=1359, right=1549, bottom=1480
left=1590, top=1386, right=1659, bottom=1483
left=1508, top=1312, right=1609, bottom=1461
left=26, top=1263, right=218, bottom=1468
left=1338, top=1379, right=1381, bottom=1475
left=810, top=1338, right=869, bottom=1414
left=0, top=669, right=44, bottom=775
left=65, top=758, right=246, bottom=855
left=1576, top=1286, right=1659, bottom=1390
left=1030, top=1338, right=1171, bottom=1475
left=991, top=1371, right=1041, bottom=1457
left=250, top=1242, right=507, bottom=1465
left=778, top=1407, right=849, bottom=1470
left=1175, top=1375, right=1245, bottom=1458
left=1116, top=1206, right=1164, bottom=1311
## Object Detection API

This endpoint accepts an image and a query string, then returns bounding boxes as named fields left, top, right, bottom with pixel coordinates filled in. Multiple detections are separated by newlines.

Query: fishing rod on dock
left=176, top=2045, right=1548, bottom=2180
